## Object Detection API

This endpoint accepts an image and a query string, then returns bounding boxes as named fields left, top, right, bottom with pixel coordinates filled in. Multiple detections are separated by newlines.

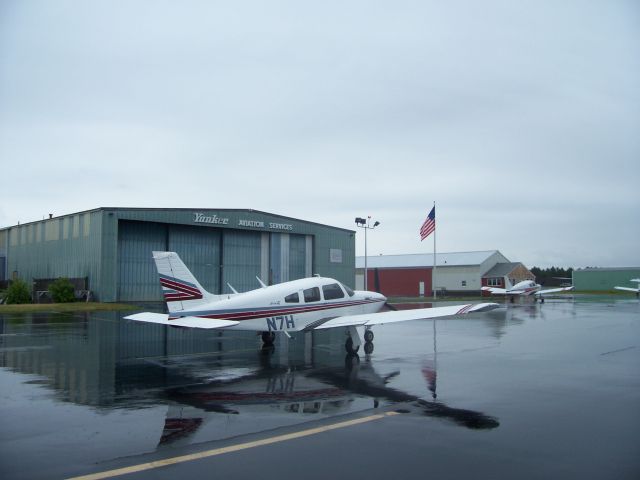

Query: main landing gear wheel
left=364, top=342, right=374, bottom=354
left=345, top=337, right=360, bottom=355
left=261, top=331, right=276, bottom=345
left=364, top=329, right=374, bottom=342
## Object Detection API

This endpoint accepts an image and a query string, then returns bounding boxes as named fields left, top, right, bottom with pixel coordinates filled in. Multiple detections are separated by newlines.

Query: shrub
left=49, top=278, right=76, bottom=303
left=5, top=279, right=32, bottom=304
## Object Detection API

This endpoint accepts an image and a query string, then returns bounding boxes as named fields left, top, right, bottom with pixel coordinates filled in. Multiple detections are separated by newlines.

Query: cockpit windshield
left=341, top=283, right=355, bottom=297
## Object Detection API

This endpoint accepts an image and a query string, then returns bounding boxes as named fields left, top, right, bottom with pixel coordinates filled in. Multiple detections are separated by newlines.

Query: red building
left=356, top=251, right=531, bottom=297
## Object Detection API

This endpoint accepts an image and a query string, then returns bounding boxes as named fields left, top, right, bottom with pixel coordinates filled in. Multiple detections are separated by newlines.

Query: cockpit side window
left=341, top=283, right=355, bottom=297
left=303, top=287, right=321, bottom=303
left=322, top=283, right=345, bottom=300
left=285, top=292, right=300, bottom=303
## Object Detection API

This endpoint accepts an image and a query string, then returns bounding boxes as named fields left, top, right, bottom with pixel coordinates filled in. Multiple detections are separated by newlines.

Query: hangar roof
left=356, top=250, right=505, bottom=269
left=1, top=207, right=354, bottom=233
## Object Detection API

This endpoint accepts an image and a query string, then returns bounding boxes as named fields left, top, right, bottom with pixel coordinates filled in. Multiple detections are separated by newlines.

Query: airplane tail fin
left=153, top=251, right=215, bottom=313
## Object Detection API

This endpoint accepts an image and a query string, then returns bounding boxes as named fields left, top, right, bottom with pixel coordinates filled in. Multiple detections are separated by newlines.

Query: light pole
left=355, top=216, right=380, bottom=291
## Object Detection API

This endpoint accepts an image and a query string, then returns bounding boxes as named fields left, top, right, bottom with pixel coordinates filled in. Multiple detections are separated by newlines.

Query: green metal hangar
left=572, top=267, right=640, bottom=292
left=0, top=208, right=355, bottom=302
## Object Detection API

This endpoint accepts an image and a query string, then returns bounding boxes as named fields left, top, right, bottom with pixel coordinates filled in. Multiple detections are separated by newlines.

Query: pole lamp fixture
left=355, top=216, right=380, bottom=290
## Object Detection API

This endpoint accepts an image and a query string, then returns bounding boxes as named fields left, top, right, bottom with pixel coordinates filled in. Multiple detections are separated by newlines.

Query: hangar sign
left=193, top=212, right=229, bottom=225
left=239, top=219, right=294, bottom=231
left=193, top=212, right=293, bottom=231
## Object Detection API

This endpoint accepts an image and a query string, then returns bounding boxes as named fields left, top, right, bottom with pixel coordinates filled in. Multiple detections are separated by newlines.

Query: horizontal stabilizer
left=315, top=303, right=500, bottom=329
left=124, top=312, right=239, bottom=329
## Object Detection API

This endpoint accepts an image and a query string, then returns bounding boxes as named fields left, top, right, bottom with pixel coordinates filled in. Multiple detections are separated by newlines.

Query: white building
left=356, top=250, right=526, bottom=296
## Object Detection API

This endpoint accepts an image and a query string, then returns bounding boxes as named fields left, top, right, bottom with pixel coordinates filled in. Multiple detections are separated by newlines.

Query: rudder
left=153, top=251, right=213, bottom=312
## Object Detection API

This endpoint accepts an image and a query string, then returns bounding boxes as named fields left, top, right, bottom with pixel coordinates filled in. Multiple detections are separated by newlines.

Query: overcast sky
left=1, top=0, right=638, bottom=269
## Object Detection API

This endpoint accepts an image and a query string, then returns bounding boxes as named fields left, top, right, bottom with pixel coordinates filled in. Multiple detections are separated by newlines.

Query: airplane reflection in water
left=0, top=309, right=503, bottom=458
left=157, top=324, right=499, bottom=447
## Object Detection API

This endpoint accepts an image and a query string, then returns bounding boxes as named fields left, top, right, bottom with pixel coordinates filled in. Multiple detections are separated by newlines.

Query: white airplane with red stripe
left=125, top=252, right=499, bottom=354
left=482, top=279, right=574, bottom=303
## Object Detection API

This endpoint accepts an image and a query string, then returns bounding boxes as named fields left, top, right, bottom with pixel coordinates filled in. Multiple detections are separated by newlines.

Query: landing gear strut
left=261, top=331, right=275, bottom=345
left=345, top=337, right=360, bottom=355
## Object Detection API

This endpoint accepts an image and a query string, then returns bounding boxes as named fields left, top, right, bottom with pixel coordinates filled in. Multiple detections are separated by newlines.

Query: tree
left=49, top=278, right=76, bottom=303
left=530, top=266, right=574, bottom=286
left=5, top=279, right=32, bottom=304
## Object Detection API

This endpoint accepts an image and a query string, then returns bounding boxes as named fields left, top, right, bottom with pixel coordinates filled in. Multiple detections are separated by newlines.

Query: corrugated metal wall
left=117, top=221, right=167, bottom=301
left=289, top=234, right=307, bottom=281
left=4, top=211, right=103, bottom=294
left=222, top=230, right=262, bottom=293
left=118, top=221, right=224, bottom=301
left=168, top=225, right=221, bottom=295
left=573, top=268, right=640, bottom=291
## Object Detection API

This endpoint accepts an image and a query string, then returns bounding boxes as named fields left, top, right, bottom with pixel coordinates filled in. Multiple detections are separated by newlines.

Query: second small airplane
left=482, top=280, right=574, bottom=303
left=124, top=252, right=500, bottom=354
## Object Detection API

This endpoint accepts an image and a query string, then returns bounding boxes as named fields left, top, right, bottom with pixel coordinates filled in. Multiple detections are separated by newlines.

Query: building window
left=487, top=278, right=501, bottom=287
left=461, top=280, right=467, bottom=287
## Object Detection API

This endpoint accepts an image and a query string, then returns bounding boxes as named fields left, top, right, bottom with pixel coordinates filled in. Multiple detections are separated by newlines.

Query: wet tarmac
left=0, top=297, right=639, bottom=480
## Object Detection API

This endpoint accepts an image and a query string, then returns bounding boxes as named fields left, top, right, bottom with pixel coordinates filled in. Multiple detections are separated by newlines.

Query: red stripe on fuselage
left=168, top=298, right=383, bottom=321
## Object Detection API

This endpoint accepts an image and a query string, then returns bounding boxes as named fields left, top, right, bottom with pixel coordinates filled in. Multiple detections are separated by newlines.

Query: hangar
left=0, top=208, right=355, bottom=302
left=356, top=250, right=533, bottom=297
left=572, top=267, right=640, bottom=292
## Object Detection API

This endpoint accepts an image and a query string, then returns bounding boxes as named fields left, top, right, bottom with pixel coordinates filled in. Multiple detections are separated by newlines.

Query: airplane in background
left=614, top=278, right=640, bottom=297
left=482, top=280, right=574, bottom=303
left=124, top=251, right=499, bottom=354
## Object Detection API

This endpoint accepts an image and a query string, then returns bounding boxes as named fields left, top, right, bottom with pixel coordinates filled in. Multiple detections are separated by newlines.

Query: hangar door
left=269, top=233, right=308, bottom=284
left=118, top=221, right=167, bottom=301
left=168, top=225, right=221, bottom=295
left=118, top=221, right=221, bottom=301
left=222, top=230, right=262, bottom=293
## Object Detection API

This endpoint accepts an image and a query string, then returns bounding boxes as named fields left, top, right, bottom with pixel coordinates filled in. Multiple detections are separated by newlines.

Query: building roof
left=483, top=262, right=523, bottom=278
left=355, top=250, right=504, bottom=269
left=575, top=267, right=640, bottom=272
left=1, top=207, right=354, bottom=233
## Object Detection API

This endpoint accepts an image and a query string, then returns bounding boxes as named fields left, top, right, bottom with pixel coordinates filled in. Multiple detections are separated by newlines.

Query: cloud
left=0, top=0, right=639, bottom=268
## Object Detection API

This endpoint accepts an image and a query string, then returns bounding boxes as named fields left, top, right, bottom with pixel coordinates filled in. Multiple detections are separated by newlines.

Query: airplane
left=124, top=251, right=500, bottom=354
left=481, top=279, right=574, bottom=303
left=614, top=278, right=640, bottom=297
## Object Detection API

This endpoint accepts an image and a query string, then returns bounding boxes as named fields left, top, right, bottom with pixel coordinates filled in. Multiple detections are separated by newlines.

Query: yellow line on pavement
left=67, top=411, right=400, bottom=480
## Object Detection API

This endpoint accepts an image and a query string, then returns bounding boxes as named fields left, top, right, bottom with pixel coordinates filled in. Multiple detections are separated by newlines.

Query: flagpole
left=433, top=201, right=437, bottom=300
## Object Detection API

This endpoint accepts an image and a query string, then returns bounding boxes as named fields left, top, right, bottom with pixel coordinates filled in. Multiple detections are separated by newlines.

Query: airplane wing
left=314, top=303, right=500, bottom=329
left=124, top=312, right=239, bottom=329
left=615, top=286, right=640, bottom=293
left=536, top=286, right=575, bottom=296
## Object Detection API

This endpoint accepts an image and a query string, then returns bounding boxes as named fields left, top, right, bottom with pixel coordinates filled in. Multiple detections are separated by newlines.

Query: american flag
left=420, top=206, right=436, bottom=241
